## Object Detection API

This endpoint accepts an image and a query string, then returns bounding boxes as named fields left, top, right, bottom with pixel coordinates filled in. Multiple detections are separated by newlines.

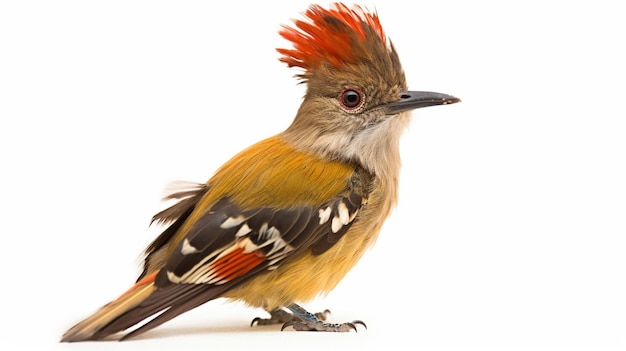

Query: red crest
left=277, top=3, right=386, bottom=71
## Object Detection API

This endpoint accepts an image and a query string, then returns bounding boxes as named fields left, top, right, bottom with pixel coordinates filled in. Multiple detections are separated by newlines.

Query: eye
left=339, top=88, right=364, bottom=111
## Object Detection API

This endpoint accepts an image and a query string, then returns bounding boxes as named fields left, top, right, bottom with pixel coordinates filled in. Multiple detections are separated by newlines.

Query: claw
left=280, top=320, right=296, bottom=331
left=250, top=317, right=261, bottom=327
left=352, top=320, right=367, bottom=330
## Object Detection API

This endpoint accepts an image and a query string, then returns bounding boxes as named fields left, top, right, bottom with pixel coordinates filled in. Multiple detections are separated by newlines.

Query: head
left=279, top=3, right=459, bottom=176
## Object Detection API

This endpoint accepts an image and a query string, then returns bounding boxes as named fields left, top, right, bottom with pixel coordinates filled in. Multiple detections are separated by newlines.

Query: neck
left=281, top=112, right=411, bottom=207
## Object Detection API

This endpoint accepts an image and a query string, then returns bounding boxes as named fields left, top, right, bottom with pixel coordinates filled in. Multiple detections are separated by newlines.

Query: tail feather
left=61, top=270, right=232, bottom=341
left=61, top=272, right=158, bottom=342
left=119, top=283, right=231, bottom=340
left=91, top=283, right=209, bottom=340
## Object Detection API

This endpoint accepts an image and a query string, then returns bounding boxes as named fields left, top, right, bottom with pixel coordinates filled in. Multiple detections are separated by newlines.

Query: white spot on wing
left=235, top=223, right=252, bottom=237
left=331, top=216, right=342, bottom=233
left=337, top=201, right=350, bottom=224
left=253, top=223, right=294, bottom=260
left=167, top=271, right=180, bottom=283
left=181, top=238, right=199, bottom=255
left=319, top=207, right=332, bottom=224
left=221, top=215, right=245, bottom=229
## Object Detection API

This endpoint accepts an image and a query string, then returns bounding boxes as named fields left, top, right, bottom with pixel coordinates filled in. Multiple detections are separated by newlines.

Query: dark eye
left=339, top=88, right=364, bottom=111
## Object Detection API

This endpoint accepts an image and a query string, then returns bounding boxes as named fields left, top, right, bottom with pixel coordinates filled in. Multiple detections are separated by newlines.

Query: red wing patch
left=164, top=237, right=269, bottom=286
left=210, top=244, right=265, bottom=283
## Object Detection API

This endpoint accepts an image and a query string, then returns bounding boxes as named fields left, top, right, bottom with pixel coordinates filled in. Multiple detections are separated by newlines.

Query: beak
left=385, top=91, right=461, bottom=115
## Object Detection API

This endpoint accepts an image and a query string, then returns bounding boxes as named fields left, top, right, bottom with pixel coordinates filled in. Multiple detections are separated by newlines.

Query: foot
left=251, top=308, right=331, bottom=326
left=280, top=303, right=366, bottom=332
left=281, top=319, right=366, bottom=332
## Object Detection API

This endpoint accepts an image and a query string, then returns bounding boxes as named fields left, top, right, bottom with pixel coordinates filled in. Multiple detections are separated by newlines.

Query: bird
left=61, top=2, right=460, bottom=342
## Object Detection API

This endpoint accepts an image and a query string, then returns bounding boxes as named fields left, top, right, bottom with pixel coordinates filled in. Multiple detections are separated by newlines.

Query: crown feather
left=277, top=3, right=387, bottom=74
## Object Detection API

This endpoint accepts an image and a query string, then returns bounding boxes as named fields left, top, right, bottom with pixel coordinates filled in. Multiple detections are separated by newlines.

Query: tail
left=61, top=271, right=158, bottom=342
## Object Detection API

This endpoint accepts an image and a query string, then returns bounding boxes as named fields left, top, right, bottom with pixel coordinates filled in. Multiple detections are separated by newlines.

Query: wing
left=161, top=191, right=367, bottom=286
left=94, top=191, right=367, bottom=340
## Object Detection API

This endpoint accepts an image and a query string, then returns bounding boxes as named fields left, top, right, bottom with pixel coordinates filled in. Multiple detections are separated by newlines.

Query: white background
left=1, top=1, right=625, bottom=350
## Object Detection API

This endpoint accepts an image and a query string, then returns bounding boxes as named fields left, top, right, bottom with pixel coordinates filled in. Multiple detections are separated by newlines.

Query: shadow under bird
left=61, top=2, right=460, bottom=342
